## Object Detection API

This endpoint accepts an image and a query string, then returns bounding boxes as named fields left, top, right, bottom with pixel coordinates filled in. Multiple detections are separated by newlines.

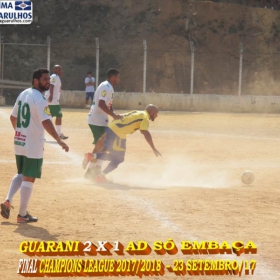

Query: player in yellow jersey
left=86, top=104, right=161, bottom=183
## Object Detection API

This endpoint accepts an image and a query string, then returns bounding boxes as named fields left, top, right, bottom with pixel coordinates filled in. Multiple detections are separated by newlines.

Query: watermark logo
left=15, top=1, right=32, bottom=11
left=0, top=1, right=33, bottom=24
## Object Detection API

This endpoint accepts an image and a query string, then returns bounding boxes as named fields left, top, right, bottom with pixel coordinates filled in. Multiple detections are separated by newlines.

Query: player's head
left=32, top=68, right=50, bottom=92
left=145, top=104, right=159, bottom=121
left=53, top=65, right=63, bottom=77
left=107, top=68, right=120, bottom=86
left=87, top=71, right=92, bottom=77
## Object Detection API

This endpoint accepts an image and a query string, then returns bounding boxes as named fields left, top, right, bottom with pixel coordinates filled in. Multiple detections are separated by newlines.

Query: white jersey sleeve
left=50, top=75, right=59, bottom=86
left=35, top=98, right=52, bottom=123
left=99, top=88, right=113, bottom=103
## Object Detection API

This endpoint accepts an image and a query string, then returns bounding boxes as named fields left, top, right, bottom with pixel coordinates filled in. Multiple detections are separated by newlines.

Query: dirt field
left=0, top=107, right=280, bottom=280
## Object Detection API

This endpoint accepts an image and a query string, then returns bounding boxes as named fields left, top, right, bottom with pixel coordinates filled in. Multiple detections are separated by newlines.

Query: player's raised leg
left=83, top=126, right=106, bottom=180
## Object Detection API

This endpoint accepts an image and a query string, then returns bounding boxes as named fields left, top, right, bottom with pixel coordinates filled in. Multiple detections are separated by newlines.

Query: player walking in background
left=89, top=104, right=161, bottom=183
left=0, top=68, right=69, bottom=223
left=85, top=71, right=95, bottom=109
left=83, top=68, right=123, bottom=181
left=45, top=65, right=68, bottom=139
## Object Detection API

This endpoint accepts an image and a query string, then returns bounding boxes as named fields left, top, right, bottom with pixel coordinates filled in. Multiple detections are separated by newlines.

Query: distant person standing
left=85, top=71, right=95, bottom=109
left=45, top=65, right=68, bottom=139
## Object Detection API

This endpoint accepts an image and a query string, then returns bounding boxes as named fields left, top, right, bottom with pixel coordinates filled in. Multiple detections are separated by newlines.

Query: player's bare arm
left=98, top=100, right=122, bottom=120
left=42, top=119, right=69, bottom=152
left=140, top=130, right=162, bottom=157
left=110, top=104, right=116, bottom=113
left=10, top=115, right=17, bottom=130
left=48, top=84, right=54, bottom=103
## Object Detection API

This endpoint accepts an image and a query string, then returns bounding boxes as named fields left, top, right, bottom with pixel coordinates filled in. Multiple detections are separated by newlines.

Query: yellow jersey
left=109, top=110, right=149, bottom=139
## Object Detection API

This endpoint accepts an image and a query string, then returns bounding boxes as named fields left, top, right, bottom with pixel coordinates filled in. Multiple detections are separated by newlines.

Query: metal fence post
left=190, top=41, right=194, bottom=95
left=2, top=43, right=4, bottom=81
left=143, top=39, right=147, bottom=94
left=47, top=36, right=51, bottom=71
left=0, top=33, right=2, bottom=95
left=238, top=42, right=243, bottom=96
left=95, top=38, right=99, bottom=87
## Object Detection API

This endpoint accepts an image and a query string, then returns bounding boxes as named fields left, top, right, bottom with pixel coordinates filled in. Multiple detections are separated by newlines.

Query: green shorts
left=89, top=124, right=106, bottom=144
left=49, top=105, right=63, bottom=118
left=16, top=155, right=43, bottom=178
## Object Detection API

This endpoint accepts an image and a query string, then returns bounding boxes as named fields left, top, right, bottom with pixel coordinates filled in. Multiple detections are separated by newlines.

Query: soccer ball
left=241, top=171, right=255, bottom=185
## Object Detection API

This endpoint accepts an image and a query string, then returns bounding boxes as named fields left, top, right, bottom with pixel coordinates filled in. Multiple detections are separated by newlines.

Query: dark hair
left=32, top=68, right=49, bottom=83
left=107, top=68, right=119, bottom=79
left=87, top=71, right=92, bottom=75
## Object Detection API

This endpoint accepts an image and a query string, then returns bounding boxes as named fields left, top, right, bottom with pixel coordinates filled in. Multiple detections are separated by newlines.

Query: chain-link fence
left=51, top=39, right=280, bottom=95
left=0, top=39, right=49, bottom=104
left=2, top=37, right=280, bottom=103
left=1, top=43, right=49, bottom=82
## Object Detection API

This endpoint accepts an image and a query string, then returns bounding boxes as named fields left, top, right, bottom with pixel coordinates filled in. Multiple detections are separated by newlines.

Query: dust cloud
left=109, top=156, right=237, bottom=189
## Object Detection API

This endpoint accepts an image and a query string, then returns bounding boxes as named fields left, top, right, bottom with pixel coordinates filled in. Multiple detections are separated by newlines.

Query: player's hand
left=58, top=140, right=69, bottom=152
left=113, top=114, right=123, bottom=120
left=153, top=148, right=162, bottom=157
left=48, top=97, right=53, bottom=103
